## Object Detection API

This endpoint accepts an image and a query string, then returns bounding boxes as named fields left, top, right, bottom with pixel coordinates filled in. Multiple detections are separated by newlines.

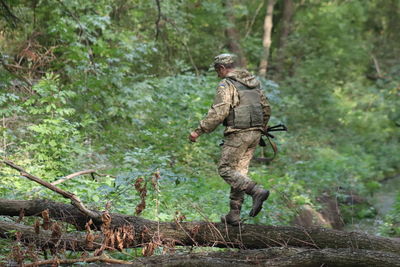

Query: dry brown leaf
left=109, top=231, right=116, bottom=249
left=135, top=200, right=146, bottom=215
left=18, top=208, right=25, bottom=223
left=151, top=171, right=161, bottom=192
left=134, top=177, right=145, bottom=191
left=190, top=225, right=200, bottom=238
left=15, top=231, right=22, bottom=242
left=142, top=242, right=156, bottom=257
left=51, top=222, right=62, bottom=241
left=34, top=219, right=40, bottom=234
left=86, top=232, right=95, bottom=249
left=41, top=209, right=51, bottom=230
left=85, top=219, right=93, bottom=233
left=101, top=211, right=112, bottom=230
left=175, top=211, right=186, bottom=223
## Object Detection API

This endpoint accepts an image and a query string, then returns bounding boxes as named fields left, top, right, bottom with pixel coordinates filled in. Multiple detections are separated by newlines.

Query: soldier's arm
left=193, top=80, right=232, bottom=136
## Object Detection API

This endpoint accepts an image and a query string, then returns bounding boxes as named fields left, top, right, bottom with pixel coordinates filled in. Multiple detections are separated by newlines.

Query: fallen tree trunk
left=129, top=247, right=400, bottom=267
left=0, top=220, right=94, bottom=251
left=1, top=199, right=400, bottom=254
left=3, top=229, right=399, bottom=267
left=2, top=220, right=399, bottom=266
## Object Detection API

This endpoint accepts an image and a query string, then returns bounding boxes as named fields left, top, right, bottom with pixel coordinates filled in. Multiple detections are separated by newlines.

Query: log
left=23, top=256, right=132, bottom=267
left=1, top=199, right=400, bottom=254
left=0, top=220, right=95, bottom=251
left=2, top=223, right=399, bottom=267
left=129, top=247, right=400, bottom=267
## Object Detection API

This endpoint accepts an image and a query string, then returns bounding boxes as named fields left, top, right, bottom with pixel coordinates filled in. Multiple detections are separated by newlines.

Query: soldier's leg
left=218, top=132, right=251, bottom=225
left=237, top=143, right=257, bottom=175
left=236, top=131, right=270, bottom=217
left=218, top=132, right=255, bottom=191
left=221, top=187, right=244, bottom=225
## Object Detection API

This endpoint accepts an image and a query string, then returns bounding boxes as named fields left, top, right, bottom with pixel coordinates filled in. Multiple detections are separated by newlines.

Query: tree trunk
left=276, top=0, right=295, bottom=76
left=1, top=199, right=400, bottom=254
left=129, top=248, right=400, bottom=267
left=225, top=0, right=247, bottom=67
left=259, top=0, right=276, bottom=77
left=2, top=220, right=399, bottom=267
left=0, top=221, right=92, bottom=251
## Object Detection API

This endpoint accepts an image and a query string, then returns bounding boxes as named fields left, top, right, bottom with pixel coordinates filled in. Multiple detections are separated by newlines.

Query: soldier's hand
left=189, top=132, right=199, bottom=142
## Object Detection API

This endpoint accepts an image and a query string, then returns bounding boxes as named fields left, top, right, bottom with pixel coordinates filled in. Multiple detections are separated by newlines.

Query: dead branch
left=51, top=169, right=114, bottom=186
left=371, top=54, right=383, bottom=78
left=52, top=169, right=96, bottom=185
left=2, top=160, right=101, bottom=220
left=0, top=53, right=33, bottom=87
left=245, top=1, right=264, bottom=39
left=23, top=255, right=133, bottom=266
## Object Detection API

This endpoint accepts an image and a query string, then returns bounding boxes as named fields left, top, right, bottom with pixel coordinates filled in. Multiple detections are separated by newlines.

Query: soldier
left=189, top=53, right=271, bottom=226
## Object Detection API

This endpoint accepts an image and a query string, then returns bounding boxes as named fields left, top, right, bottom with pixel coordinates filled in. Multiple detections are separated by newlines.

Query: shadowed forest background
left=0, top=0, right=399, bottom=264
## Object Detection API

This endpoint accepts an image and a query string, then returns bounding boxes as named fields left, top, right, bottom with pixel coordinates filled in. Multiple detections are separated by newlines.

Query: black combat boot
left=221, top=199, right=242, bottom=226
left=245, top=183, right=270, bottom=217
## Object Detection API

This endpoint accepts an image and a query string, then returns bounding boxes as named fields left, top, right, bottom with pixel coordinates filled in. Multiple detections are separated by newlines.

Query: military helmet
left=213, top=53, right=237, bottom=66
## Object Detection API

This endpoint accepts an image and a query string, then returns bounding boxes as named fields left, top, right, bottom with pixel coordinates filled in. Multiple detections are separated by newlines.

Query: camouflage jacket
left=194, top=69, right=271, bottom=136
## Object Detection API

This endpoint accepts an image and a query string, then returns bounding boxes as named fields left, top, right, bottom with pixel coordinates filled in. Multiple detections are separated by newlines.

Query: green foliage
left=380, top=193, right=400, bottom=237
left=0, top=3, right=399, bottom=264
left=19, top=74, right=82, bottom=178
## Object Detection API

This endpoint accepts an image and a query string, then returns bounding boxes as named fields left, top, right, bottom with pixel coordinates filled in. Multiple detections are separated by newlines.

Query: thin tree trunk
left=225, top=0, right=247, bottom=67
left=276, top=0, right=295, bottom=75
left=259, top=0, right=276, bottom=77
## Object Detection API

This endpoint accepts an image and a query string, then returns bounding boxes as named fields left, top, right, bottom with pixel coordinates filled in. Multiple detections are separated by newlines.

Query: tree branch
left=24, top=256, right=133, bottom=266
left=51, top=169, right=115, bottom=186
left=245, top=1, right=264, bottom=39
left=2, top=160, right=101, bottom=220
left=0, top=0, right=21, bottom=27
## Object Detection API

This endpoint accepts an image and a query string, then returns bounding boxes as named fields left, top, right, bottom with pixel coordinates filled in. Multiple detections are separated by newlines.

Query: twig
left=0, top=52, right=33, bottom=87
left=23, top=255, right=133, bottom=266
left=51, top=169, right=97, bottom=186
left=371, top=54, right=382, bottom=78
left=2, top=160, right=100, bottom=220
left=0, top=0, right=21, bottom=27
left=245, top=1, right=264, bottom=39
left=52, top=169, right=115, bottom=186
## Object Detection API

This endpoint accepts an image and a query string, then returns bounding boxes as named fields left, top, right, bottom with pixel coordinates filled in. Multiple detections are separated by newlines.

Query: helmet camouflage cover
left=213, top=53, right=237, bottom=66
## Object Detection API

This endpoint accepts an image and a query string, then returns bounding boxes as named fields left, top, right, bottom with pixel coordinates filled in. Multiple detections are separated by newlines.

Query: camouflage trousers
left=218, top=130, right=261, bottom=205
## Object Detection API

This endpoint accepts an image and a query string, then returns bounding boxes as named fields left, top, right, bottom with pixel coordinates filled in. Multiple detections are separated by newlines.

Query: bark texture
left=259, top=0, right=276, bottom=77
left=1, top=199, right=400, bottom=254
left=129, top=248, right=400, bottom=267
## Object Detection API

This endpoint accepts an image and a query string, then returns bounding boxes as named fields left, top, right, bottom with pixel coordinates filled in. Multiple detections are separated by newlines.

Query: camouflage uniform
left=193, top=55, right=271, bottom=221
